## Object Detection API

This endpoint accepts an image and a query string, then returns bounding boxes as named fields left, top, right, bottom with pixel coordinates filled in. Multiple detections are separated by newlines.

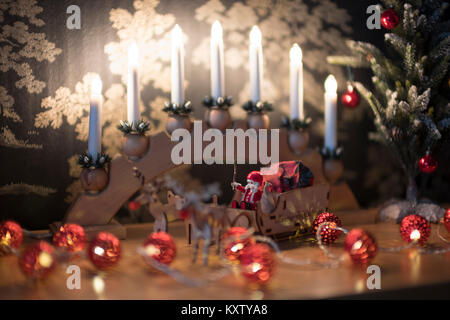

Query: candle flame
left=211, top=20, right=223, bottom=39
left=128, top=42, right=139, bottom=67
left=250, top=25, right=262, bottom=45
left=290, top=43, right=302, bottom=62
left=324, top=74, right=337, bottom=93
left=91, top=76, right=102, bottom=95
left=172, top=24, right=183, bottom=45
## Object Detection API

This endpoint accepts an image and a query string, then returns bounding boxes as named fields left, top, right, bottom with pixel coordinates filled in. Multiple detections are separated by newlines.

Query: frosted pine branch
left=385, top=33, right=406, bottom=55
left=326, top=55, right=369, bottom=68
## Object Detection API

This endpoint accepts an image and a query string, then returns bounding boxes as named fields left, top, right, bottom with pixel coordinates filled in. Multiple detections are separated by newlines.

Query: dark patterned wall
left=1, top=0, right=448, bottom=229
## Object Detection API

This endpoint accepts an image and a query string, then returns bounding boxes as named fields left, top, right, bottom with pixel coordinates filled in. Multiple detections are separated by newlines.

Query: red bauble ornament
left=444, top=209, right=450, bottom=233
left=240, top=243, right=276, bottom=284
left=381, top=8, right=400, bottom=30
left=19, top=241, right=56, bottom=279
left=313, top=212, right=343, bottom=244
left=222, top=227, right=255, bottom=262
left=142, top=231, right=177, bottom=265
left=52, top=223, right=86, bottom=252
left=88, top=232, right=121, bottom=269
left=344, top=229, right=377, bottom=265
left=418, top=154, right=438, bottom=174
left=128, top=201, right=141, bottom=211
left=400, top=214, right=431, bottom=245
left=341, top=86, right=360, bottom=108
left=0, top=220, right=23, bottom=252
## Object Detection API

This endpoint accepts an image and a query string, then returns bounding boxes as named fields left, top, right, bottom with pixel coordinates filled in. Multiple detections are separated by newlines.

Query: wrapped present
left=262, top=161, right=314, bottom=193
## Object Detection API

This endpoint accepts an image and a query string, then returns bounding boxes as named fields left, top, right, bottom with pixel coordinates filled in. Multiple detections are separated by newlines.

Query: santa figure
left=231, top=171, right=263, bottom=210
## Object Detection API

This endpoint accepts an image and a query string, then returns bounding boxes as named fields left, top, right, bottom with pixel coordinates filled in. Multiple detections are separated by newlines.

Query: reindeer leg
left=203, top=225, right=212, bottom=266
left=154, top=212, right=168, bottom=233
left=192, top=239, right=199, bottom=265
left=216, top=229, right=221, bottom=255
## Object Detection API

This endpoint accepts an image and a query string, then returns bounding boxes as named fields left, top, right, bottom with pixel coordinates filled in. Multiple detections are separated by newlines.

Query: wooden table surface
left=1, top=220, right=450, bottom=300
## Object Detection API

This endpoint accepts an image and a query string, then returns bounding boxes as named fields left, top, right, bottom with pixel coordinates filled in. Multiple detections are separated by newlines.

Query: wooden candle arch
left=55, top=120, right=365, bottom=239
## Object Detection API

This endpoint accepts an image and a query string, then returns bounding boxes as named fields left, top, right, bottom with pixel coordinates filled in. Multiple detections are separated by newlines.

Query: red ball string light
left=222, top=227, right=254, bottom=263
left=0, top=220, right=23, bottom=253
left=400, top=214, right=431, bottom=245
left=142, top=231, right=177, bottom=265
left=88, top=232, right=121, bottom=270
left=19, top=241, right=56, bottom=279
left=239, top=242, right=276, bottom=284
left=444, top=209, right=450, bottom=233
left=52, top=223, right=86, bottom=252
left=313, top=212, right=343, bottom=244
left=344, top=228, right=378, bottom=265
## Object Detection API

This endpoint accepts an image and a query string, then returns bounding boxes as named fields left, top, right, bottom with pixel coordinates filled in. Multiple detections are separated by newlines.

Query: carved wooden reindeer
left=172, top=184, right=229, bottom=266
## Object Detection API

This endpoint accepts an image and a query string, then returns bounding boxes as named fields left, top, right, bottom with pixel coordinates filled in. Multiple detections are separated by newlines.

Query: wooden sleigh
left=184, top=183, right=330, bottom=244
left=227, top=183, right=330, bottom=240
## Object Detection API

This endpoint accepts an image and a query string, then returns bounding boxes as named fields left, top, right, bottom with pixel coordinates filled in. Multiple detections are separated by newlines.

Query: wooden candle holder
left=288, top=129, right=309, bottom=155
left=58, top=120, right=370, bottom=239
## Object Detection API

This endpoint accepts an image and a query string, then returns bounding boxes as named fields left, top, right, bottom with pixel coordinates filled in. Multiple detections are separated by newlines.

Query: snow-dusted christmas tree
left=329, top=0, right=449, bottom=222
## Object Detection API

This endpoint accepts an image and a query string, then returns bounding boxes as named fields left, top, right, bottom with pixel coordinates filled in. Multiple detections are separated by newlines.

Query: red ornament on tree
left=222, top=227, right=255, bottom=263
left=400, top=214, right=431, bottom=245
left=381, top=8, right=400, bottom=30
left=240, top=243, right=276, bottom=284
left=88, top=232, right=121, bottom=269
left=341, top=85, right=360, bottom=108
left=52, top=223, right=86, bottom=252
left=418, top=154, right=438, bottom=173
left=313, top=212, right=343, bottom=244
left=128, top=201, right=141, bottom=211
left=444, top=209, right=450, bottom=233
left=142, top=231, right=177, bottom=265
left=19, top=241, right=56, bottom=279
left=344, top=229, right=377, bottom=265
left=0, top=220, right=23, bottom=253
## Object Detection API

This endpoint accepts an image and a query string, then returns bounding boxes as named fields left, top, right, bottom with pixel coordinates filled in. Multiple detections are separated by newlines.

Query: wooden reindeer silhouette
left=168, top=181, right=228, bottom=266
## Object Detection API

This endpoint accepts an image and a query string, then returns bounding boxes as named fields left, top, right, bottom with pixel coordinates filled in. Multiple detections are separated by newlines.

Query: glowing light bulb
left=91, top=76, right=102, bottom=96
left=128, top=42, right=138, bottom=67
left=94, top=246, right=105, bottom=256
left=250, top=262, right=262, bottom=273
left=351, top=240, right=363, bottom=251
left=145, top=244, right=161, bottom=257
left=38, top=252, right=53, bottom=268
left=250, top=26, right=262, bottom=45
left=231, top=243, right=244, bottom=253
left=324, top=74, right=337, bottom=93
left=289, top=43, right=302, bottom=62
left=410, top=229, right=421, bottom=241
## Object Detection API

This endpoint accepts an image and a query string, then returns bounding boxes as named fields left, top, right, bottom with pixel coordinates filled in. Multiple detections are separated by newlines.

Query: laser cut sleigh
left=226, top=183, right=329, bottom=240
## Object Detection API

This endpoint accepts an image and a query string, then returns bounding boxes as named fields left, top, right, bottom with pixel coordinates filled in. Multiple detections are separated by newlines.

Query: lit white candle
left=324, top=75, right=338, bottom=151
left=171, top=24, right=185, bottom=105
left=88, top=76, right=103, bottom=160
left=249, top=26, right=263, bottom=102
left=289, top=44, right=304, bottom=120
left=210, top=20, right=224, bottom=99
left=127, top=42, right=139, bottom=126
